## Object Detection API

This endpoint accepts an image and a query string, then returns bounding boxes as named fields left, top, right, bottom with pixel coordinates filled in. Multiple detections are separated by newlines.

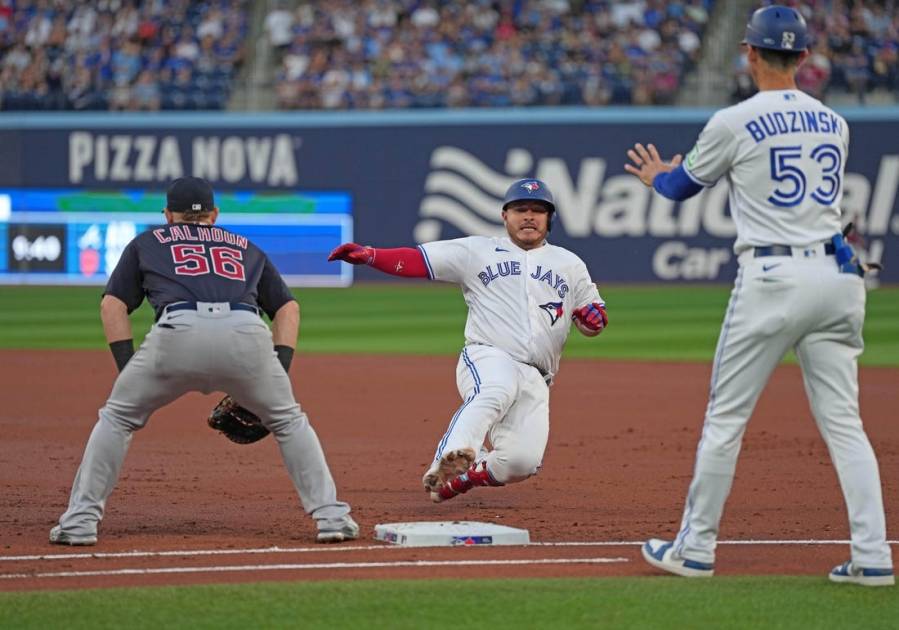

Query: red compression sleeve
left=369, top=247, right=429, bottom=278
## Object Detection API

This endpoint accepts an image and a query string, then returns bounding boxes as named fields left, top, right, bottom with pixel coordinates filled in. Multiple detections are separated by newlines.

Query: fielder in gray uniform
left=625, top=5, right=893, bottom=586
left=50, top=176, right=358, bottom=545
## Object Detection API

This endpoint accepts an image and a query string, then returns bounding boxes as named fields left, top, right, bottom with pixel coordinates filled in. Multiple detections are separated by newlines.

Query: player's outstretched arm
left=328, top=242, right=429, bottom=278
left=572, top=302, right=607, bottom=337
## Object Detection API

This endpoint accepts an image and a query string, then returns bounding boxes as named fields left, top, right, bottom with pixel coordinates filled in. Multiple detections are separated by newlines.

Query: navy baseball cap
left=502, top=178, right=555, bottom=213
left=166, top=176, right=215, bottom=213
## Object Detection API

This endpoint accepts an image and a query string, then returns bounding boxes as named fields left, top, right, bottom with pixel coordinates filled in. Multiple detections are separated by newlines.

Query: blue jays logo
left=521, top=181, right=540, bottom=193
left=539, top=301, right=564, bottom=325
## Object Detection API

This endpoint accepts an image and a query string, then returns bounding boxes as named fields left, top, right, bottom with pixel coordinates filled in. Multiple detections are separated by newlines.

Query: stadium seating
left=0, top=0, right=247, bottom=112
left=7, top=1, right=894, bottom=111
left=268, top=0, right=714, bottom=109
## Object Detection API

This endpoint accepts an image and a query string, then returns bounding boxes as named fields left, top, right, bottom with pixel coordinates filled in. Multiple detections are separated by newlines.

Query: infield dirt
left=1, top=351, right=896, bottom=590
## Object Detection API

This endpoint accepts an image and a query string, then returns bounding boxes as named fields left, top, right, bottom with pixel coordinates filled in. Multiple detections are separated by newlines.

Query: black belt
left=754, top=243, right=835, bottom=258
left=163, top=302, right=261, bottom=317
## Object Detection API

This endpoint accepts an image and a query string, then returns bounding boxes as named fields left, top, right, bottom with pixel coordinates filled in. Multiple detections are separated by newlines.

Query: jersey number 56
left=768, top=143, right=841, bottom=207
left=171, top=244, right=246, bottom=281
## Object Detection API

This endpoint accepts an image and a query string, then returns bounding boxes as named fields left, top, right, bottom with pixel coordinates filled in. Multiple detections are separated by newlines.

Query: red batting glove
left=328, top=242, right=375, bottom=265
left=573, top=302, right=608, bottom=332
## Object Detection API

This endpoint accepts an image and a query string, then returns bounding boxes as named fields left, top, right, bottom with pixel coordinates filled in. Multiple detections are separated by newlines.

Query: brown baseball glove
left=208, top=395, right=270, bottom=444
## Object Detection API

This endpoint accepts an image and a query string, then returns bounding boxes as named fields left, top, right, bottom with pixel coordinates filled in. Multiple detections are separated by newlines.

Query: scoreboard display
left=0, top=189, right=353, bottom=286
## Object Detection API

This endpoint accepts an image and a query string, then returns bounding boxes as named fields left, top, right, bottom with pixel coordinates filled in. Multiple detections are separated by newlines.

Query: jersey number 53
left=768, top=143, right=842, bottom=207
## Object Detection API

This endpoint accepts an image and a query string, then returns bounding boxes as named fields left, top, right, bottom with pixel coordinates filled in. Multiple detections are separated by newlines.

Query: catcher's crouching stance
left=330, top=179, right=607, bottom=503
left=50, top=177, right=358, bottom=546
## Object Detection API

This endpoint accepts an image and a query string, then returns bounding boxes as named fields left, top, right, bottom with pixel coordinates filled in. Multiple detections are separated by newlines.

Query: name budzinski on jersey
left=745, top=109, right=842, bottom=143
left=477, top=261, right=570, bottom=298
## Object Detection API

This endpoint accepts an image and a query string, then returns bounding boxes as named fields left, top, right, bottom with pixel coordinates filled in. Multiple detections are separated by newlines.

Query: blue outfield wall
left=1, top=107, right=897, bottom=283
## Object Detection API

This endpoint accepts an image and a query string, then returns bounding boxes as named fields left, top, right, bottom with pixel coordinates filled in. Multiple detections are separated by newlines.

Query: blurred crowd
left=733, top=0, right=899, bottom=104
left=268, top=0, right=713, bottom=109
left=6, top=0, right=891, bottom=113
left=0, top=0, right=247, bottom=111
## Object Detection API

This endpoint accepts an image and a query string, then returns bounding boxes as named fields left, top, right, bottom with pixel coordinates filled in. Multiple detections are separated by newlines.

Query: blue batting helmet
left=742, top=5, right=808, bottom=52
left=502, top=178, right=556, bottom=230
left=502, top=178, right=555, bottom=212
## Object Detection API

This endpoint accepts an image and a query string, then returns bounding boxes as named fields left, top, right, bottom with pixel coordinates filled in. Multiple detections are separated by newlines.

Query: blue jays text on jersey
left=478, top=261, right=569, bottom=298
left=744, top=109, right=842, bottom=143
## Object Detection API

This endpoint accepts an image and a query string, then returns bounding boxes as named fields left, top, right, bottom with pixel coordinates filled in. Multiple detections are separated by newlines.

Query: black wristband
left=109, top=339, right=135, bottom=372
left=275, top=345, right=294, bottom=373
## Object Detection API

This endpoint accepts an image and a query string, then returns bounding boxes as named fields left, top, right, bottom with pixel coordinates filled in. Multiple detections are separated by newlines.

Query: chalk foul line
left=0, top=557, right=630, bottom=580
left=2, top=540, right=896, bottom=563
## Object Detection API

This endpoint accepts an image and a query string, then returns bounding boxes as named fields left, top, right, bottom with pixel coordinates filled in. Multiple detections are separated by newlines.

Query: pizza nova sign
left=415, top=147, right=899, bottom=280
left=67, top=132, right=300, bottom=186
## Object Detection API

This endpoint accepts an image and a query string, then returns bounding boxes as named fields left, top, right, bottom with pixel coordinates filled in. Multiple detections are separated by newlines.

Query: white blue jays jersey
left=419, top=236, right=601, bottom=379
left=683, top=89, right=848, bottom=254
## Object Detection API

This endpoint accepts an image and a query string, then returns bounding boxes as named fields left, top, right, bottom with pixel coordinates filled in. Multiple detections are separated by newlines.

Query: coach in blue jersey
left=625, top=5, right=893, bottom=586
left=50, top=176, right=358, bottom=546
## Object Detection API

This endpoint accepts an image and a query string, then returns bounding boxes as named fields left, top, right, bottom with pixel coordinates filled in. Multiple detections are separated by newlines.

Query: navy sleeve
left=257, top=255, right=295, bottom=320
left=103, top=240, right=145, bottom=313
left=652, top=165, right=704, bottom=201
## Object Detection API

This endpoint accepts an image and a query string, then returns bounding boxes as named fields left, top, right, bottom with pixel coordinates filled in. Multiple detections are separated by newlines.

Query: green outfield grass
left=1, top=285, right=897, bottom=366
left=1, top=577, right=897, bottom=630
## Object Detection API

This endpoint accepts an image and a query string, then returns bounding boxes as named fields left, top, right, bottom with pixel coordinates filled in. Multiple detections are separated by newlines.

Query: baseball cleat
left=829, top=561, right=894, bottom=587
left=49, top=525, right=98, bottom=546
left=641, top=538, right=714, bottom=578
left=316, top=517, right=360, bottom=544
left=422, top=447, right=476, bottom=493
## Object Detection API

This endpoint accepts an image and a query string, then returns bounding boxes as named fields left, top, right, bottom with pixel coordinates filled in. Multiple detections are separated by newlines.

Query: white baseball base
left=373, top=520, right=530, bottom=547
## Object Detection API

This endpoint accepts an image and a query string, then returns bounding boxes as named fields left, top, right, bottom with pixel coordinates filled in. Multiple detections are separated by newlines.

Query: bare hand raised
left=624, top=143, right=683, bottom=187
